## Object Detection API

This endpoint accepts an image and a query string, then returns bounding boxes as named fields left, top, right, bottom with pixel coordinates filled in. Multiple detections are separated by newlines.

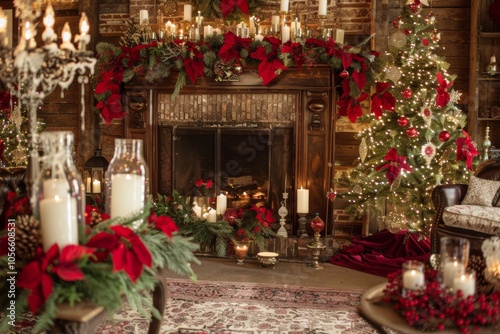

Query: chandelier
left=0, top=0, right=96, bottom=187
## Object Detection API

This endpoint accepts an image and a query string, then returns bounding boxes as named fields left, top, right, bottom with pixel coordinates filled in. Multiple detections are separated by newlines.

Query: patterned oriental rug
left=96, top=279, right=378, bottom=334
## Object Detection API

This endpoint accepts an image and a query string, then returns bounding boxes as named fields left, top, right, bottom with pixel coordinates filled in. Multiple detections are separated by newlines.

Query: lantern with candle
left=33, top=131, right=84, bottom=251
left=83, top=148, right=109, bottom=209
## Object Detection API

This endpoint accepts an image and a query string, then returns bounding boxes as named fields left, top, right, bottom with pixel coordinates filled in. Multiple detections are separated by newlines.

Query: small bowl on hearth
left=257, top=252, right=279, bottom=268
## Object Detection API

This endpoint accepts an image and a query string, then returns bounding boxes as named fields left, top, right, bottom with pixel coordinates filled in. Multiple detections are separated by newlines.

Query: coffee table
left=359, top=283, right=498, bottom=334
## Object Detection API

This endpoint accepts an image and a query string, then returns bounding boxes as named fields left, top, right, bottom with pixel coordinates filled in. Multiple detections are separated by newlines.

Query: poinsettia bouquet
left=195, top=178, right=214, bottom=196
left=384, top=266, right=500, bottom=333
left=0, top=194, right=199, bottom=333
left=223, top=204, right=276, bottom=250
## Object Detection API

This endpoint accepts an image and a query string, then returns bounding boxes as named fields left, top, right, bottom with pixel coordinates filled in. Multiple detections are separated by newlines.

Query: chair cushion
left=461, top=175, right=500, bottom=207
left=443, top=205, right=500, bottom=235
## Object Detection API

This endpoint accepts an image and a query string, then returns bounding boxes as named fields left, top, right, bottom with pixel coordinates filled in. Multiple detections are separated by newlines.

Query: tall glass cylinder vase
left=105, top=139, right=149, bottom=229
left=33, top=131, right=84, bottom=252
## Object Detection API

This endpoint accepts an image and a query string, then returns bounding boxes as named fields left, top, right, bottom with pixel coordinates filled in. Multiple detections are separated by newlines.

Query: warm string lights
left=0, top=0, right=96, bottom=190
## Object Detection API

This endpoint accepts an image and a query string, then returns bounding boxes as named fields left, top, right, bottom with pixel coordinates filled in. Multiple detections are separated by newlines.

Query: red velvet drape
left=330, top=229, right=430, bottom=277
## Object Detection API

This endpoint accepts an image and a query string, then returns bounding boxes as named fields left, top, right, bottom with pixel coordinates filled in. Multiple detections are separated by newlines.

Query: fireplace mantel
left=119, top=66, right=337, bottom=233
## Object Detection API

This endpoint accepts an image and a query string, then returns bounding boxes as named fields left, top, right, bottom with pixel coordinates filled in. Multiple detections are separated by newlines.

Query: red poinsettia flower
left=205, top=179, right=213, bottom=189
left=179, top=41, right=205, bottom=84
left=148, top=212, right=179, bottom=238
left=250, top=37, right=287, bottom=85
left=17, top=244, right=93, bottom=313
left=281, top=41, right=305, bottom=68
left=435, top=72, right=453, bottom=108
left=195, top=179, right=204, bottom=187
left=3, top=191, right=30, bottom=223
left=94, top=70, right=122, bottom=96
left=96, top=93, right=126, bottom=124
left=218, top=31, right=251, bottom=63
left=375, top=148, right=413, bottom=185
left=456, top=130, right=479, bottom=170
left=370, top=82, right=396, bottom=119
left=220, top=0, right=249, bottom=18
left=86, top=225, right=152, bottom=282
left=337, top=79, right=369, bottom=122
left=251, top=205, right=275, bottom=227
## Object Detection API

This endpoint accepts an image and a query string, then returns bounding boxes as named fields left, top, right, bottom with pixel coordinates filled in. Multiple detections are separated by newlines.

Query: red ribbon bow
left=435, top=72, right=453, bottom=108
left=375, top=148, right=413, bottom=185
left=370, top=82, right=396, bottom=119
left=455, top=130, right=478, bottom=170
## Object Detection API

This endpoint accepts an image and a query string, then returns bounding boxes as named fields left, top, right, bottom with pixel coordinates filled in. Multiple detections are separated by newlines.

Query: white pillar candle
left=184, top=4, right=192, bottom=21
left=207, top=208, right=217, bottom=223
left=318, top=0, right=327, bottom=16
left=86, top=177, right=91, bottom=194
left=40, top=195, right=78, bottom=251
left=249, top=16, right=256, bottom=34
left=403, top=269, right=425, bottom=290
left=139, top=10, right=148, bottom=25
left=193, top=204, right=202, bottom=218
left=110, top=174, right=146, bottom=229
left=335, top=28, right=345, bottom=44
left=453, top=273, right=476, bottom=297
left=443, top=261, right=465, bottom=288
left=92, top=179, right=101, bottom=194
left=44, top=179, right=69, bottom=198
left=282, top=25, right=290, bottom=43
left=204, top=25, right=213, bottom=38
left=216, top=193, right=227, bottom=215
left=272, top=15, right=280, bottom=32
left=280, top=0, right=289, bottom=12
left=297, top=187, right=309, bottom=213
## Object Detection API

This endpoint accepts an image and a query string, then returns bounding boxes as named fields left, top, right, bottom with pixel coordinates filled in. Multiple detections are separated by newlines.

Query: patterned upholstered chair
left=430, top=158, right=500, bottom=256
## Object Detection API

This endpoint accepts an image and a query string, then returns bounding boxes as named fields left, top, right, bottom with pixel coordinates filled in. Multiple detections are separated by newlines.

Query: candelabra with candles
left=0, top=0, right=96, bottom=196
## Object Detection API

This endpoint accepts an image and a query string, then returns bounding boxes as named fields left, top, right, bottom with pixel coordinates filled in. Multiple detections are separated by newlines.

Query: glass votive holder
left=234, top=240, right=250, bottom=265
left=453, top=269, right=476, bottom=298
left=402, top=260, right=426, bottom=294
left=439, top=237, right=469, bottom=287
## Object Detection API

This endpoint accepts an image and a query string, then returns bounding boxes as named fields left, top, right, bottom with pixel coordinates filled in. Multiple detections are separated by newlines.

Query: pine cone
left=14, top=215, right=41, bottom=262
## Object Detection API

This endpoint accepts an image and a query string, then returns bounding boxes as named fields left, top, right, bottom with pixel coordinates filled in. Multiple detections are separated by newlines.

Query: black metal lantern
left=83, top=148, right=109, bottom=206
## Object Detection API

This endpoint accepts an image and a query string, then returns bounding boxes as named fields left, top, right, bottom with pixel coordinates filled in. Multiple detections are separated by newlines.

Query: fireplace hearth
left=120, top=67, right=336, bottom=234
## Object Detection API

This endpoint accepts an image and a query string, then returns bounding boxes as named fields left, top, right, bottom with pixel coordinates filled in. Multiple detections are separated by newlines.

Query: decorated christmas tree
left=336, top=0, right=477, bottom=236
left=0, top=89, right=28, bottom=167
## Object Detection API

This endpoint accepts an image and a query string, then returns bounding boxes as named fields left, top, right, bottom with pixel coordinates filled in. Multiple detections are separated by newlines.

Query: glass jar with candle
left=33, top=131, right=84, bottom=251
left=105, top=138, right=149, bottom=229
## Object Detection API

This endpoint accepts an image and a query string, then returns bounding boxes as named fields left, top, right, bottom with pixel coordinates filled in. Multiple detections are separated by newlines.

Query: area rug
left=97, top=278, right=378, bottom=334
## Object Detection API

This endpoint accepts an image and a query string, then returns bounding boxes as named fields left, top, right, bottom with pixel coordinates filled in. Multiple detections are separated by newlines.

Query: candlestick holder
left=279, top=11, right=289, bottom=26
left=307, top=214, right=326, bottom=269
left=178, top=20, right=192, bottom=40
left=297, top=213, right=308, bottom=238
left=277, top=193, right=288, bottom=238
left=317, top=15, right=327, bottom=38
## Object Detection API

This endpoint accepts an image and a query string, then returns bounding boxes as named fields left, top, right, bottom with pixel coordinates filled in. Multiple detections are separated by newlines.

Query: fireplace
left=121, top=67, right=335, bottom=234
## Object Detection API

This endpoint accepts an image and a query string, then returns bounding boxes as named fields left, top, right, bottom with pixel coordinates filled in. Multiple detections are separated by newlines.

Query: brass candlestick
left=317, top=15, right=327, bottom=38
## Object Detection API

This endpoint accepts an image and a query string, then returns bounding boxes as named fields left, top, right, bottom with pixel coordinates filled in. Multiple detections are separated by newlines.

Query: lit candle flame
left=61, top=22, right=72, bottom=44
left=43, top=4, right=55, bottom=28
left=79, top=12, right=89, bottom=35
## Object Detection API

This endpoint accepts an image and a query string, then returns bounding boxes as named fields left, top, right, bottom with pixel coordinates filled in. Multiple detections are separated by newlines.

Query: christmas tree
left=336, top=0, right=477, bottom=235
left=0, top=89, right=28, bottom=167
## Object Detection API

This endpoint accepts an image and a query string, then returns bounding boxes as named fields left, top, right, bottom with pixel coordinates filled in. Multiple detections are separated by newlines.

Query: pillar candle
left=110, top=174, right=146, bottom=229
left=92, top=179, right=101, bottom=194
left=139, top=10, right=148, bottom=25
left=318, top=0, right=327, bottom=16
left=403, top=269, right=425, bottom=290
left=443, top=261, right=465, bottom=288
left=216, top=193, right=227, bottom=215
left=297, top=187, right=309, bottom=213
left=280, top=0, right=289, bottom=12
left=204, top=25, right=213, bottom=38
left=272, top=15, right=280, bottom=32
left=184, top=4, right=192, bottom=21
left=282, top=25, right=290, bottom=43
left=40, top=195, right=78, bottom=251
left=86, top=177, right=91, bottom=194
left=193, top=204, right=202, bottom=218
left=207, top=208, right=217, bottom=222
left=335, top=28, right=345, bottom=44
left=453, top=273, right=476, bottom=297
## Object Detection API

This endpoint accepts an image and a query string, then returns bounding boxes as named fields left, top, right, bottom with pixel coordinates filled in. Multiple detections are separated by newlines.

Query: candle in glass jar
left=443, top=261, right=465, bottom=288
left=297, top=187, right=309, bottom=213
left=40, top=195, right=78, bottom=251
left=110, top=174, right=146, bottom=228
left=235, top=243, right=249, bottom=260
left=85, top=177, right=91, bottom=194
left=403, top=269, right=425, bottom=290
left=453, top=272, right=476, bottom=297
left=92, top=179, right=101, bottom=193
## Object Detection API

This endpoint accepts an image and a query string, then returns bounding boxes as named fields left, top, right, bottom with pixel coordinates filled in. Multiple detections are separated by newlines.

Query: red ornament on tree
left=397, top=117, right=409, bottom=127
left=406, top=127, right=419, bottom=138
left=340, top=70, right=349, bottom=79
left=439, top=130, right=450, bottom=142
left=402, top=88, right=413, bottom=99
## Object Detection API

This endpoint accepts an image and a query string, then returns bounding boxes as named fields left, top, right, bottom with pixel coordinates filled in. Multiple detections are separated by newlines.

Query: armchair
left=430, top=158, right=500, bottom=256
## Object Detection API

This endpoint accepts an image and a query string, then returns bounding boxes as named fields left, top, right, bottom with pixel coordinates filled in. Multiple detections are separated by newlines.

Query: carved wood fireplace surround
left=120, top=66, right=336, bottom=234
